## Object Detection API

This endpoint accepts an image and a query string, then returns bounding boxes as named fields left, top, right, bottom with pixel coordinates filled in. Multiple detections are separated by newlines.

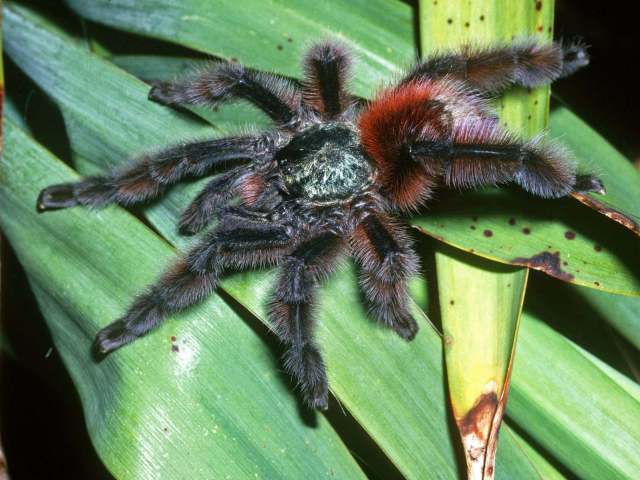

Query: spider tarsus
left=561, top=39, right=590, bottom=77
left=148, top=82, right=175, bottom=106
left=93, top=321, right=127, bottom=358
left=574, top=174, right=606, bottom=195
left=393, top=317, right=419, bottom=341
left=36, top=184, right=77, bottom=212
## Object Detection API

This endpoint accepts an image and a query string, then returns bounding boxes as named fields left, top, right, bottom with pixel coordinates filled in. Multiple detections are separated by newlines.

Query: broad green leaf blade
left=575, top=287, right=640, bottom=351
left=64, top=0, right=415, bottom=99
left=420, top=1, right=550, bottom=477
left=66, top=0, right=640, bottom=294
left=4, top=4, right=562, bottom=478
left=509, top=310, right=640, bottom=479
left=0, top=120, right=366, bottom=479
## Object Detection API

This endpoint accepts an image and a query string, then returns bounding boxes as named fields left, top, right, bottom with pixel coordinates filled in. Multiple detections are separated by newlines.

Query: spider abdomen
left=276, top=123, right=373, bottom=202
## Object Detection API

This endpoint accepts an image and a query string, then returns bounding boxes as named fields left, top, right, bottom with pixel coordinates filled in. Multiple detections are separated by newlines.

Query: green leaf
left=0, top=119, right=365, bottom=479
left=509, top=310, right=640, bottom=479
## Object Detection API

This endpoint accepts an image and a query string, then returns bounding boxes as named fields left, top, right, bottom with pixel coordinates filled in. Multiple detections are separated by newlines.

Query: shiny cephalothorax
left=277, top=123, right=374, bottom=202
left=37, top=40, right=603, bottom=410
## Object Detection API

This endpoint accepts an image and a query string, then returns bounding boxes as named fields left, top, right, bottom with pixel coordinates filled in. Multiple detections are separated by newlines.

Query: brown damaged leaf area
left=572, top=192, right=640, bottom=236
left=457, top=390, right=500, bottom=479
left=510, top=251, right=574, bottom=282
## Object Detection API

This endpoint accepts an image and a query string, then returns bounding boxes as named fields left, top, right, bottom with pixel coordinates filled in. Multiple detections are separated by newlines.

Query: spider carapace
left=37, top=40, right=603, bottom=410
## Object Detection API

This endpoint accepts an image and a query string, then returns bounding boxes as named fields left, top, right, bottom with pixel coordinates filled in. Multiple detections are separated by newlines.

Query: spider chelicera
left=37, top=39, right=604, bottom=410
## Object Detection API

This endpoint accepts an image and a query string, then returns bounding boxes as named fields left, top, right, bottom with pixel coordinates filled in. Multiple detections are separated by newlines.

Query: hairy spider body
left=37, top=38, right=603, bottom=410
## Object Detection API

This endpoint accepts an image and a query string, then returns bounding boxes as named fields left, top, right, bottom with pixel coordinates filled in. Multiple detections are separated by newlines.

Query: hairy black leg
left=411, top=126, right=604, bottom=198
left=94, top=222, right=291, bottom=356
left=402, top=39, right=589, bottom=94
left=178, top=170, right=241, bottom=235
left=37, top=135, right=274, bottom=212
left=149, top=62, right=301, bottom=125
left=351, top=214, right=419, bottom=341
left=269, top=232, right=345, bottom=410
left=302, top=41, right=352, bottom=119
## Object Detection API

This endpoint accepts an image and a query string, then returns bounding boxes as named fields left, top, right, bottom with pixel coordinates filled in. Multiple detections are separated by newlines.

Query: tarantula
left=37, top=39, right=604, bottom=410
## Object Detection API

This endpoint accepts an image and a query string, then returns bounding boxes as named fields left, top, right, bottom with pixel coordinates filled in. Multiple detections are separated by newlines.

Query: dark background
left=1, top=0, right=638, bottom=478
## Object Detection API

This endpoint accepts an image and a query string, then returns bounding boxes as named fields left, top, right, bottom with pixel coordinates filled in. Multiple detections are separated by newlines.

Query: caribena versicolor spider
left=37, top=39, right=604, bottom=410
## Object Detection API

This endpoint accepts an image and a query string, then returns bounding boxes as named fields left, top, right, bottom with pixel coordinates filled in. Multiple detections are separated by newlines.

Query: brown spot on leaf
left=522, top=227, right=531, bottom=235
left=594, top=244, right=603, bottom=252
left=508, top=218, right=516, bottom=225
left=458, top=391, right=499, bottom=456
left=594, top=281, right=600, bottom=286
left=511, top=251, right=574, bottom=281
left=535, top=1, right=543, bottom=11
left=572, top=192, right=640, bottom=236
left=564, top=231, right=576, bottom=240
left=483, top=229, right=493, bottom=237
left=171, top=335, right=177, bottom=342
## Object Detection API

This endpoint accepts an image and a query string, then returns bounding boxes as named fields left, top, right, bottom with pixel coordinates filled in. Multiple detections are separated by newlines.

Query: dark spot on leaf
left=548, top=26, right=552, bottom=33
left=537, top=25, right=544, bottom=32
left=472, top=216, right=478, bottom=222
left=287, top=37, right=293, bottom=43
left=449, top=300, right=455, bottom=305
left=458, top=391, right=499, bottom=450
left=465, top=22, right=470, bottom=27
left=171, top=335, right=177, bottom=342
left=483, top=229, right=493, bottom=237
left=447, top=18, right=453, bottom=24
left=594, top=245, right=603, bottom=252
left=511, top=251, right=574, bottom=282
left=564, top=231, right=576, bottom=240
left=534, top=100, right=539, bottom=105
left=438, top=223, right=445, bottom=228
left=480, top=15, right=485, bottom=21
left=563, top=261, right=568, bottom=266
left=507, top=283, right=511, bottom=288
left=172, top=344, right=180, bottom=353
left=594, top=281, right=600, bottom=286
left=470, top=225, right=477, bottom=230
left=508, top=218, right=516, bottom=225
left=535, top=1, right=543, bottom=11
left=469, top=248, right=475, bottom=253
left=522, top=227, right=531, bottom=235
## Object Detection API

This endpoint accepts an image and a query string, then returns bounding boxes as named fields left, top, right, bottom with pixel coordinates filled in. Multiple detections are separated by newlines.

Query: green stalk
left=418, top=1, right=554, bottom=479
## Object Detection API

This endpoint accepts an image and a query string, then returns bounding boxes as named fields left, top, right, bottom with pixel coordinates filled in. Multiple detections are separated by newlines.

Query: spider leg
left=302, top=41, right=353, bottom=119
left=402, top=39, right=589, bottom=94
left=149, top=62, right=301, bottom=125
left=351, top=214, right=419, bottom=341
left=411, top=120, right=604, bottom=198
left=94, top=221, right=291, bottom=356
left=178, top=170, right=242, bottom=235
left=269, top=232, right=346, bottom=410
left=37, top=134, right=274, bottom=212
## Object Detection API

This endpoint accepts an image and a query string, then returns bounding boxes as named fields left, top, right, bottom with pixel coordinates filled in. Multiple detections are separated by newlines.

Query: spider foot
left=148, top=82, right=179, bottom=106
left=392, top=315, right=419, bottom=342
left=37, top=183, right=77, bottom=212
left=285, top=345, right=329, bottom=411
left=93, top=320, right=129, bottom=359
left=574, top=174, right=606, bottom=195
left=561, top=39, right=590, bottom=77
